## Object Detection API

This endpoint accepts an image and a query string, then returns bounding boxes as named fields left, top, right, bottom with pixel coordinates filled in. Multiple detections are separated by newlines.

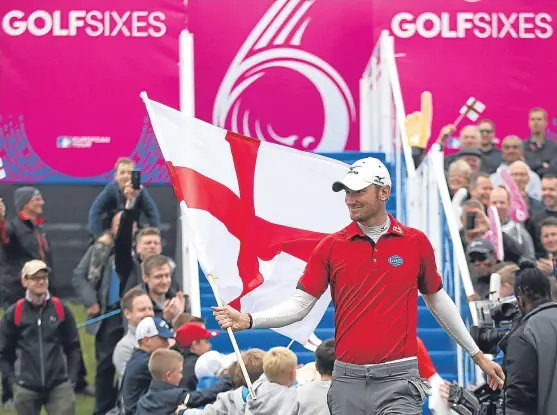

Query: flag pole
left=206, top=273, right=257, bottom=400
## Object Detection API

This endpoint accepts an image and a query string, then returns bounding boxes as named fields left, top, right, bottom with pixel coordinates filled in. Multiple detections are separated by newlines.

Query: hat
left=21, top=260, right=51, bottom=277
left=135, top=317, right=175, bottom=341
left=466, top=238, right=495, bottom=256
left=194, top=350, right=225, bottom=379
left=332, top=157, right=392, bottom=192
left=14, top=186, right=41, bottom=212
left=457, top=147, right=482, bottom=159
left=175, top=322, right=219, bottom=347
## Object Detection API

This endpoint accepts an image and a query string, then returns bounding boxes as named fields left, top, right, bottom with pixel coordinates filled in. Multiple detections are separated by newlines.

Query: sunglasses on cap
left=469, top=252, right=488, bottom=263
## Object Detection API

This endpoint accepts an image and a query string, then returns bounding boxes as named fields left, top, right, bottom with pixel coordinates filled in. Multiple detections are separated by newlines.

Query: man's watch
left=247, top=313, right=253, bottom=329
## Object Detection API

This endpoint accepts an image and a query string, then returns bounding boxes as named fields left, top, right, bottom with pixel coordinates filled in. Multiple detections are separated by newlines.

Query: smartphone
left=131, top=170, right=141, bottom=190
left=466, top=212, right=476, bottom=230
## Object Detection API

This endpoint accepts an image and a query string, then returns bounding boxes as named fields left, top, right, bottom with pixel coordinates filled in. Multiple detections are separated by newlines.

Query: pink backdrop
left=0, top=0, right=187, bottom=183
left=1, top=0, right=556, bottom=183
left=191, top=0, right=557, bottom=153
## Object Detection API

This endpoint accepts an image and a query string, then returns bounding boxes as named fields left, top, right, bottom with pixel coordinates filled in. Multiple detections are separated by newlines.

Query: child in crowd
left=245, top=347, right=298, bottom=415
left=195, top=351, right=225, bottom=391
left=183, top=349, right=265, bottom=415
left=136, top=348, right=189, bottom=415
left=195, top=351, right=237, bottom=391
left=291, top=339, right=335, bottom=415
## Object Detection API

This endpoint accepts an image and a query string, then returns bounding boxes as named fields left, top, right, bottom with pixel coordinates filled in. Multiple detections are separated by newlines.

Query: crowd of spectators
left=414, top=107, right=557, bottom=300
left=1, top=107, right=557, bottom=414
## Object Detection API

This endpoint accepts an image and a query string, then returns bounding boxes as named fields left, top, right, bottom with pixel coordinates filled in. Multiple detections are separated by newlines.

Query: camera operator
left=498, top=261, right=557, bottom=414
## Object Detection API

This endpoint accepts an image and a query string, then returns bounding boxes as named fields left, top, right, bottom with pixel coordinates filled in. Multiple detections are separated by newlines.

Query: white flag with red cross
left=142, top=94, right=350, bottom=344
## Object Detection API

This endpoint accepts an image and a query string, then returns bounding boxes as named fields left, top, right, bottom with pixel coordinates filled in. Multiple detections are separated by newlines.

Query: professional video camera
left=469, top=296, right=520, bottom=354
left=447, top=383, right=504, bottom=415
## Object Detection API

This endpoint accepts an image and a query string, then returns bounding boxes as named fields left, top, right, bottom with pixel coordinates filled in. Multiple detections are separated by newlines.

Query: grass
left=0, top=302, right=96, bottom=415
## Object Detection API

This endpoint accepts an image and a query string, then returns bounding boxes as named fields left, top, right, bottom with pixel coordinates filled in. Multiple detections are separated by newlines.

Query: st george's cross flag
left=142, top=94, right=351, bottom=344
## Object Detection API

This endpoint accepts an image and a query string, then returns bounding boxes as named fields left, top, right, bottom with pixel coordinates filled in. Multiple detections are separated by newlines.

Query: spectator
left=136, top=349, right=189, bottom=415
left=455, top=147, right=483, bottom=174
left=113, top=288, right=155, bottom=381
left=447, top=159, right=472, bottom=198
left=88, top=157, right=160, bottom=239
left=491, top=262, right=519, bottom=297
left=468, top=172, right=493, bottom=208
left=524, top=107, right=557, bottom=177
left=499, top=261, right=557, bottom=413
left=114, top=185, right=184, bottom=295
left=508, top=161, right=544, bottom=214
left=181, top=349, right=265, bottom=415
left=122, top=316, right=175, bottom=415
left=536, top=217, right=557, bottom=276
left=491, top=139, right=542, bottom=201
left=0, top=188, right=53, bottom=307
left=195, top=351, right=226, bottom=391
left=476, top=119, right=502, bottom=174
left=139, top=254, right=187, bottom=326
left=440, top=125, right=486, bottom=171
left=174, top=313, right=205, bottom=329
left=526, top=174, right=557, bottom=258
left=466, top=238, right=499, bottom=300
left=174, top=322, right=219, bottom=390
left=489, top=187, right=535, bottom=261
left=73, top=210, right=135, bottom=415
left=0, top=260, right=80, bottom=415
left=291, top=339, right=335, bottom=415
left=245, top=347, right=298, bottom=415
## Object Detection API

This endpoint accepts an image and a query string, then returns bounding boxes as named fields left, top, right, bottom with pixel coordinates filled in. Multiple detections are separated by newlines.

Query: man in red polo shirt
left=213, top=157, right=504, bottom=414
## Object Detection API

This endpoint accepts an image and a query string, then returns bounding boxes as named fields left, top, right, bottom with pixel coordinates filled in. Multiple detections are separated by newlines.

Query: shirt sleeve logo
left=388, top=255, right=404, bottom=267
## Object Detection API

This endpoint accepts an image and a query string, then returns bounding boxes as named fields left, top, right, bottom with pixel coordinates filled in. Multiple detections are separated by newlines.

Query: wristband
left=248, top=313, right=253, bottom=329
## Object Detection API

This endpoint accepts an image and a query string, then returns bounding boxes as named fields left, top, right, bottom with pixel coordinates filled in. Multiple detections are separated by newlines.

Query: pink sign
left=0, top=0, right=187, bottom=183
left=500, top=168, right=530, bottom=223
left=371, top=0, right=557, bottom=150
left=189, top=0, right=370, bottom=153
left=191, top=0, right=557, bottom=154
left=486, top=206, right=504, bottom=261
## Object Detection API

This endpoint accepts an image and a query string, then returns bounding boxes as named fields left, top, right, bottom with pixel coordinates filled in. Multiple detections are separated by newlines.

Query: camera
left=469, top=296, right=520, bottom=354
left=448, top=383, right=504, bottom=415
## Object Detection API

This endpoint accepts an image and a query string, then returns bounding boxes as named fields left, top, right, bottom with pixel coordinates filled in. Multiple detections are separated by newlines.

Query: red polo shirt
left=298, top=214, right=442, bottom=365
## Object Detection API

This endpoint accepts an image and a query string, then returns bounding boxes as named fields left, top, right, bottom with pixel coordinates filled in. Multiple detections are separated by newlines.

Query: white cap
left=332, top=157, right=391, bottom=192
left=135, top=317, right=175, bottom=341
left=194, top=350, right=225, bottom=379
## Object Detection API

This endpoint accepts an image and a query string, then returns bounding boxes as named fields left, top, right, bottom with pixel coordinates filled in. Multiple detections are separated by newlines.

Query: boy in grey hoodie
left=245, top=347, right=298, bottom=415
left=290, top=339, right=335, bottom=415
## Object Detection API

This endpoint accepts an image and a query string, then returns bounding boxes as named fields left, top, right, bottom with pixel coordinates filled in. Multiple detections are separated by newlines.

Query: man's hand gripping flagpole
left=206, top=273, right=257, bottom=400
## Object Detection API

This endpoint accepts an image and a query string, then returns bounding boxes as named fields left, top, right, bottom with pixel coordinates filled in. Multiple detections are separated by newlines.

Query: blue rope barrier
left=76, top=309, right=121, bottom=328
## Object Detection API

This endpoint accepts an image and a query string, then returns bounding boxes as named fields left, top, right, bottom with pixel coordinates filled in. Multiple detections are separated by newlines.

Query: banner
left=373, top=0, right=557, bottom=150
left=0, top=0, right=187, bottom=184
left=1, top=0, right=556, bottom=184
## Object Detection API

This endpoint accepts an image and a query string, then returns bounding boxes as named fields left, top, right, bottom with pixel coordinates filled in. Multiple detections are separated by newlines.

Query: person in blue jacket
left=88, top=157, right=160, bottom=239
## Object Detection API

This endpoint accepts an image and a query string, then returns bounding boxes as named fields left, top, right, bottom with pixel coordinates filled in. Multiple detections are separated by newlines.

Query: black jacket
left=500, top=301, right=557, bottom=415
left=0, top=295, right=81, bottom=393
left=136, top=379, right=188, bottom=415
left=524, top=138, right=557, bottom=178
left=0, top=215, right=55, bottom=306
left=122, top=348, right=152, bottom=415
left=175, top=348, right=199, bottom=391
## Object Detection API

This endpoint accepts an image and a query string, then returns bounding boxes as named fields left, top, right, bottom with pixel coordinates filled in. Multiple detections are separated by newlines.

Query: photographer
left=499, top=262, right=557, bottom=414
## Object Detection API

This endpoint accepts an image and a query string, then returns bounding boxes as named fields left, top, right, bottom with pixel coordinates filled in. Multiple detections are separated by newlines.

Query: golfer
left=213, top=157, right=504, bottom=414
